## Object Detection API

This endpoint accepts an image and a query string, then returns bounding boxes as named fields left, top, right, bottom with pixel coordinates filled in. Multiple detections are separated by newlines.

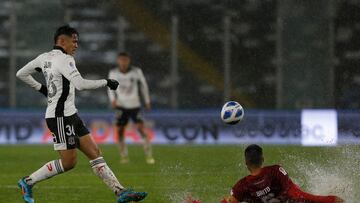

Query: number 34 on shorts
left=45, top=114, right=90, bottom=150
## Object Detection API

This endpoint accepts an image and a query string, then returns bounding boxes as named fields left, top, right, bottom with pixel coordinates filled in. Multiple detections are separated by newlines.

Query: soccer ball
left=221, top=101, right=244, bottom=125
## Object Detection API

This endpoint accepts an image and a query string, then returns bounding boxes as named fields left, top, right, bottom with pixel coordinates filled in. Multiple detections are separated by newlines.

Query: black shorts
left=115, top=107, right=143, bottom=126
left=46, top=114, right=90, bottom=151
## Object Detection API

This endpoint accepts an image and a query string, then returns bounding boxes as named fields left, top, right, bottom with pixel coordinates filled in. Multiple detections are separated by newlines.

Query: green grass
left=0, top=145, right=359, bottom=202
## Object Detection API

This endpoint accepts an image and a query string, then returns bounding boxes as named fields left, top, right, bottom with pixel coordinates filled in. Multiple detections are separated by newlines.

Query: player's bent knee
left=62, top=161, right=76, bottom=171
left=61, top=157, right=77, bottom=171
left=59, top=149, right=77, bottom=171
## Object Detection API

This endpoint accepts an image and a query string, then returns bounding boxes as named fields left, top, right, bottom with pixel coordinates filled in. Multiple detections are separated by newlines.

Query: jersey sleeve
left=58, top=56, right=107, bottom=90
left=287, top=185, right=337, bottom=203
left=272, top=165, right=295, bottom=198
left=107, top=70, right=116, bottom=102
left=137, top=68, right=150, bottom=104
left=16, top=55, right=43, bottom=91
left=231, top=180, right=246, bottom=201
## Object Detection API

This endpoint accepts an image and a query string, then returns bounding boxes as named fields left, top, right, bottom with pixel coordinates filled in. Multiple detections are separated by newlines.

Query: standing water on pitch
left=280, top=146, right=360, bottom=202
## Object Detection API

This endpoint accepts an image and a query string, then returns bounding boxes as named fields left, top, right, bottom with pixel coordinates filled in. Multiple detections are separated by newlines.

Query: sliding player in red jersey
left=221, top=144, right=344, bottom=203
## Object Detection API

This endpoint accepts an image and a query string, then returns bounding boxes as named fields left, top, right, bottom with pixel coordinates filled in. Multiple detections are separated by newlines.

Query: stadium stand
left=2, top=0, right=358, bottom=109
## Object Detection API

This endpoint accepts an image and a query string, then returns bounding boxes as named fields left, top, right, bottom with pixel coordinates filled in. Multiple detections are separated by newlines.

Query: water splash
left=282, top=146, right=360, bottom=202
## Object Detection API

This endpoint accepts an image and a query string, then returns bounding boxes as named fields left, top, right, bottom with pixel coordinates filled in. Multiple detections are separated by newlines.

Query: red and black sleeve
left=273, top=165, right=337, bottom=203
left=287, top=185, right=337, bottom=203
left=231, top=180, right=246, bottom=201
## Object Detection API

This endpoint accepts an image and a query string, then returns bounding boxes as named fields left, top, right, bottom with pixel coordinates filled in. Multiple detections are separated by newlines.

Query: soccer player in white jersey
left=108, top=52, right=154, bottom=164
left=16, top=25, right=147, bottom=203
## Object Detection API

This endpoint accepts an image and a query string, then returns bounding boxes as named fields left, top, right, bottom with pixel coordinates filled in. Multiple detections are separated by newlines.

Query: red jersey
left=231, top=165, right=337, bottom=203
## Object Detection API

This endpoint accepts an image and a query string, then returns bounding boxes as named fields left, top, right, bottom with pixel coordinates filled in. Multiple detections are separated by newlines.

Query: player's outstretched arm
left=287, top=185, right=344, bottom=203
left=69, top=74, right=118, bottom=91
left=16, top=56, right=47, bottom=96
left=59, top=57, right=118, bottom=91
left=274, top=165, right=344, bottom=203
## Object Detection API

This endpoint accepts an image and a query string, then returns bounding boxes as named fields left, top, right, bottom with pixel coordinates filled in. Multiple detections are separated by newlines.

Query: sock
left=90, top=157, right=125, bottom=195
left=119, top=138, right=128, bottom=158
left=120, top=145, right=128, bottom=158
left=25, top=160, right=64, bottom=186
left=143, top=138, right=152, bottom=157
left=139, top=130, right=152, bottom=157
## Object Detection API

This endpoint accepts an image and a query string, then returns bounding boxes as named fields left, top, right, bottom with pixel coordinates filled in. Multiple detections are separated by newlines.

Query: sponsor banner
left=301, top=110, right=338, bottom=146
left=0, top=110, right=359, bottom=145
left=337, top=111, right=360, bottom=144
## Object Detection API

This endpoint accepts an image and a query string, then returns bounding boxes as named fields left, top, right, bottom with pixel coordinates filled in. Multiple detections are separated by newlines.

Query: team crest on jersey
left=69, top=62, right=75, bottom=69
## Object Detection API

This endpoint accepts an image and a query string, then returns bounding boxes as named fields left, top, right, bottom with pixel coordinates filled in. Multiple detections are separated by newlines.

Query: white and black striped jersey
left=107, top=66, right=150, bottom=109
left=16, top=46, right=107, bottom=118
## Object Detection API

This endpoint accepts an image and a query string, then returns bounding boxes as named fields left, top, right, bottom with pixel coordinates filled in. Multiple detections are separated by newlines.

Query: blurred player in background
left=16, top=25, right=147, bottom=203
left=107, top=52, right=154, bottom=164
left=221, top=144, right=344, bottom=203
